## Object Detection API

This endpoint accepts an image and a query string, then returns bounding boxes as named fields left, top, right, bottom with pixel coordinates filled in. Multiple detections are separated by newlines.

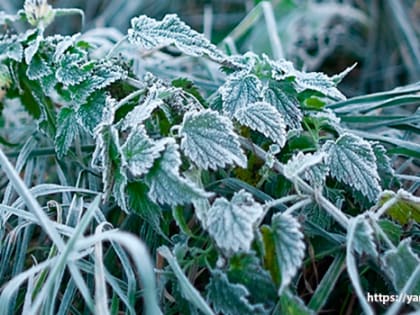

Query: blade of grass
left=308, top=251, right=346, bottom=312
left=158, top=246, right=215, bottom=315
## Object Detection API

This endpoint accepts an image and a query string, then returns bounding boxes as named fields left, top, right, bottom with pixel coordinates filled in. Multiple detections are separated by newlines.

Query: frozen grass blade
left=94, top=223, right=111, bottom=315
left=28, top=196, right=101, bottom=314
left=158, top=246, right=215, bottom=315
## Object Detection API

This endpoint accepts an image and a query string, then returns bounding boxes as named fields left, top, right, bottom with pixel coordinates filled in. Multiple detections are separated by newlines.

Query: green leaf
left=372, top=143, right=395, bottom=189
left=55, top=108, right=78, bottom=159
left=0, top=41, right=23, bottom=61
left=206, top=269, right=266, bottom=315
left=77, top=91, right=107, bottom=134
left=92, top=99, right=121, bottom=199
left=56, top=53, right=90, bottom=86
left=294, top=71, right=345, bottom=101
left=128, top=14, right=225, bottom=61
left=283, top=152, right=325, bottom=181
left=264, top=81, right=302, bottom=130
left=127, top=181, right=162, bottom=229
left=68, top=60, right=126, bottom=106
left=24, top=34, right=42, bottom=64
left=121, top=126, right=166, bottom=177
left=228, top=253, right=277, bottom=308
left=206, top=190, right=263, bottom=254
left=382, top=239, right=420, bottom=294
left=172, top=78, right=207, bottom=106
left=235, top=102, right=286, bottom=146
left=113, top=166, right=128, bottom=211
left=379, top=190, right=420, bottom=224
left=180, top=109, right=247, bottom=170
left=145, top=139, right=211, bottom=206
left=349, top=215, right=377, bottom=257
left=26, top=53, right=52, bottom=80
left=220, top=74, right=262, bottom=117
left=323, top=133, right=381, bottom=202
left=270, top=213, right=306, bottom=294
left=121, top=91, right=162, bottom=130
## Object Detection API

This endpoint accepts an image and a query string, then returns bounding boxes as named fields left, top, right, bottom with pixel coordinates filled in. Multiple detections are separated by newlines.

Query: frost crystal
left=128, top=14, right=225, bottom=61
left=180, top=109, right=247, bottom=170
left=206, top=190, right=263, bottom=253
left=323, top=133, right=381, bottom=201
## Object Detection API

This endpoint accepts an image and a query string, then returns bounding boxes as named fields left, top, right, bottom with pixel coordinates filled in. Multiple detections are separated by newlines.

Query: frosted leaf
left=0, top=41, right=23, bottom=61
left=55, top=107, right=78, bottom=159
left=382, top=239, right=420, bottom=294
left=121, top=126, right=166, bottom=177
left=113, top=167, right=128, bottom=212
left=76, top=91, right=107, bottom=134
left=303, top=163, right=330, bottom=188
left=26, top=53, right=51, bottom=80
left=206, top=190, right=263, bottom=253
left=145, top=139, right=211, bottom=206
left=349, top=215, right=377, bottom=257
left=128, top=14, right=225, bottom=61
left=235, top=102, right=286, bottom=146
left=220, top=73, right=262, bottom=117
left=91, top=97, right=121, bottom=198
left=53, top=34, right=80, bottom=62
left=372, top=143, right=394, bottom=189
left=271, top=213, right=305, bottom=294
left=180, top=109, right=247, bottom=170
left=263, top=81, right=302, bottom=130
left=284, top=152, right=325, bottom=180
left=67, top=61, right=126, bottom=106
left=56, top=53, right=89, bottom=86
left=262, top=55, right=296, bottom=81
left=24, top=34, right=42, bottom=64
left=91, top=125, right=121, bottom=199
left=323, top=133, right=381, bottom=202
left=294, top=71, right=346, bottom=101
left=121, top=91, right=163, bottom=130
left=206, top=269, right=266, bottom=315
left=226, top=51, right=260, bottom=73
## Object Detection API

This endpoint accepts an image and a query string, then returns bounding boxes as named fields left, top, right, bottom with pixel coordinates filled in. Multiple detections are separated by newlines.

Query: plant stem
left=239, top=137, right=350, bottom=228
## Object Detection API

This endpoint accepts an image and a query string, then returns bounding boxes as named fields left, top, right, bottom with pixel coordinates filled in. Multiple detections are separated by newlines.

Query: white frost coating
left=121, top=88, right=163, bottom=130
left=323, top=133, right=381, bottom=202
left=220, top=73, right=262, bottom=117
left=271, top=213, right=305, bottom=295
left=180, top=109, right=247, bottom=170
left=350, top=216, right=377, bottom=257
left=284, top=151, right=326, bottom=180
left=128, top=14, right=225, bottom=62
left=293, top=71, right=346, bottom=101
left=145, top=139, right=212, bottom=206
left=235, top=102, right=287, bottom=147
left=206, top=190, right=263, bottom=253
left=263, top=82, right=302, bottom=130
left=121, top=126, right=166, bottom=177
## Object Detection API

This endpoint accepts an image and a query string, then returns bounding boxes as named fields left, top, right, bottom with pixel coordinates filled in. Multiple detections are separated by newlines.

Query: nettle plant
left=0, top=1, right=419, bottom=314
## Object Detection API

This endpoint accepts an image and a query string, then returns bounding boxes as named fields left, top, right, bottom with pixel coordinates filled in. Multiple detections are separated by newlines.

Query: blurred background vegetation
left=2, top=0, right=418, bottom=97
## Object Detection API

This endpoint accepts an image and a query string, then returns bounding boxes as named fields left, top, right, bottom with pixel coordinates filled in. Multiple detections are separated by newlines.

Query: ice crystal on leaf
left=323, top=133, right=381, bottom=202
left=180, top=109, right=247, bottom=170
left=128, top=14, right=225, bottom=62
left=145, top=139, right=211, bottom=206
left=235, top=102, right=287, bottom=146
left=206, top=190, right=263, bottom=254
